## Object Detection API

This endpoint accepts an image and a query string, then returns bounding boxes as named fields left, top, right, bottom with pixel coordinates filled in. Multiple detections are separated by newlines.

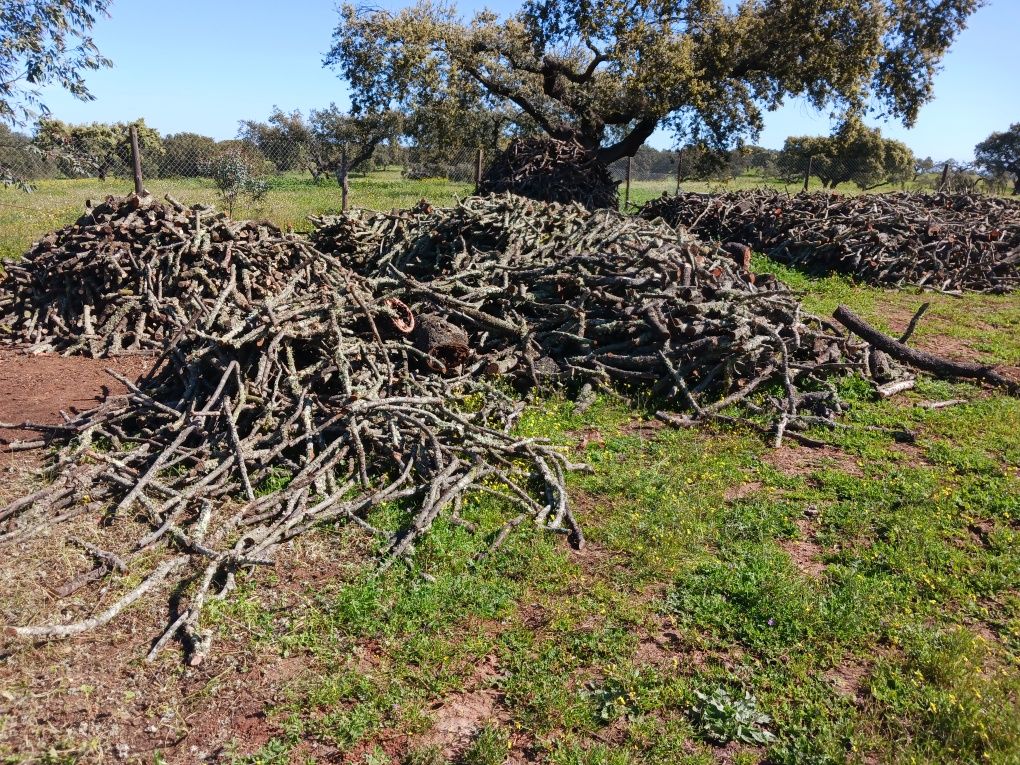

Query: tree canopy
left=974, top=124, right=1020, bottom=195
left=307, top=105, right=401, bottom=209
left=1, top=0, right=112, bottom=126
left=777, top=120, right=914, bottom=190
left=160, top=132, right=218, bottom=178
left=327, top=0, right=982, bottom=165
left=239, top=108, right=315, bottom=174
left=34, top=118, right=163, bottom=180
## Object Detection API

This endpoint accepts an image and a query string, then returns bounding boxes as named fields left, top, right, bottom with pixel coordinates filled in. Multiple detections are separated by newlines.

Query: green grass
left=192, top=369, right=1020, bottom=763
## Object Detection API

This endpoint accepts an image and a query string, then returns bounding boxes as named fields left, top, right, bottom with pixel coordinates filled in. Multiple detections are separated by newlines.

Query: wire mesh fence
left=1, top=121, right=1014, bottom=260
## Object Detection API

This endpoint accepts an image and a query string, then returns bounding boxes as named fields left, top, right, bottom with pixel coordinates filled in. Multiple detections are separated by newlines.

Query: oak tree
left=327, top=0, right=982, bottom=166
left=777, top=121, right=914, bottom=189
left=974, top=124, right=1020, bottom=195
left=33, top=118, right=163, bottom=180
left=308, top=105, right=400, bottom=210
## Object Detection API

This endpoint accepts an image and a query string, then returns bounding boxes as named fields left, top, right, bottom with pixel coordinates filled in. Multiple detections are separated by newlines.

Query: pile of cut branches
left=7, top=192, right=1010, bottom=658
left=478, top=137, right=619, bottom=210
left=640, top=190, right=1020, bottom=293
left=0, top=195, right=311, bottom=355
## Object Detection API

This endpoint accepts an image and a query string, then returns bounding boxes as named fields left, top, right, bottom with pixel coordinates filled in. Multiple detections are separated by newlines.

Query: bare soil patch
left=418, top=653, right=507, bottom=758
left=0, top=347, right=152, bottom=441
left=766, top=444, right=863, bottom=478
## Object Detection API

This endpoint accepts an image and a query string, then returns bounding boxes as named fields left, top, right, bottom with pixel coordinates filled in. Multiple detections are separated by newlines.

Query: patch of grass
left=753, top=256, right=1020, bottom=367
left=461, top=724, right=511, bottom=765
left=869, top=625, right=1020, bottom=763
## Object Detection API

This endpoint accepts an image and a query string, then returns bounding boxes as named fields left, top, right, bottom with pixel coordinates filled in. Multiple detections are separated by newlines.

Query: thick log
left=834, top=304, right=1017, bottom=393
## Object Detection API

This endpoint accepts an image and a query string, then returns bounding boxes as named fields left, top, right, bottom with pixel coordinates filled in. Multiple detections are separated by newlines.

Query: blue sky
left=36, top=0, right=1019, bottom=161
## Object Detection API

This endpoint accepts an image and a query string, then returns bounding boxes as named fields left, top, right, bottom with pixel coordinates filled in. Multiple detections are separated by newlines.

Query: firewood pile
left=478, top=136, right=619, bottom=210
left=2, top=192, right=1012, bottom=659
left=0, top=195, right=314, bottom=355
left=640, top=190, right=1020, bottom=293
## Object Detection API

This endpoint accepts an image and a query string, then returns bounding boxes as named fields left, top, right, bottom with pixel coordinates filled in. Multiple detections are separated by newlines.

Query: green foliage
left=0, top=0, right=112, bottom=126
left=33, top=117, right=163, bottom=180
left=159, top=132, right=218, bottom=178
left=974, top=123, right=1020, bottom=195
left=307, top=105, right=401, bottom=189
left=239, top=107, right=313, bottom=173
left=0, top=123, right=56, bottom=188
left=204, top=145, right=271, bottom=215
left=225, top=738, right=293, bottom=764
left=777, top=119, right=915, bottom=189
left=869, top=626, right=1020, bottom=762
left=461, top=724, right=510, bottom=765
left=327, top=0, right=981, bottom=164
left=691, top=687, right=776, bottom=746
left=403, top=745, right=446, bottom=765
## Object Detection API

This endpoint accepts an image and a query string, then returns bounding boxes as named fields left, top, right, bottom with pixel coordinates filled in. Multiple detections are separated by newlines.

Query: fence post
left=939, top=162, right=950, bottom=192
left=474, top=148, right=483, bottom=192
left=625, top=155, right=632, bottom=210
left=129, top=125, right=144, bottom=196
left=803, top=155, right=813, bottom=193
left=675, top=148, right=683, bottom=196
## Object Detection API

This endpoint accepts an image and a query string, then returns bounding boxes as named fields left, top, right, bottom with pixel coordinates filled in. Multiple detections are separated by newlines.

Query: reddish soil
left=766, top=444, right=863, bottom=478
left=0, top=347, right=153, bottom=441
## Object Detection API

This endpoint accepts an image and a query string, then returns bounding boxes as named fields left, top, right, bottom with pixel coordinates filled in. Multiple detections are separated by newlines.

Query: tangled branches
left=640, top=190, right=1020, bottom=293
left=0, top=192, right=958, bottom=657
left=0, top=194, right=308, bottom=355
left=478, top=137, right=620, bottom=210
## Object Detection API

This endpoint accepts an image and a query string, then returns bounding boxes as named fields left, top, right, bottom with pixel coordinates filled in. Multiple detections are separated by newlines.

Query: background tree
left=34, top=118, right=163, bottom=180
left=159, top=132, right=218, bottom=178
left=974, top=124, right=1020, bottom=195
left=1, top=122, right=58, bottom=187
left=777, top=121, right=915, bottom=190
left=307, top=105, right=400, bottom=210
left=238, top=108, right=315, bottom=174
left=327, top=0, right=981, bottom=171
left=403, top=78, right=524, bottom=180
left=1, top=0, right=112, bottom=126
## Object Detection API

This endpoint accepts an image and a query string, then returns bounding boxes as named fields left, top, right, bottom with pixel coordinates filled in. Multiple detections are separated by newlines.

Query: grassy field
left=1, top=175, right=1018, bottom=764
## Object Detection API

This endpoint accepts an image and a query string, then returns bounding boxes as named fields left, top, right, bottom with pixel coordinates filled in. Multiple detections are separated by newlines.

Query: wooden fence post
left=939, top=162, right=951, bottom=192
left=624, top=155, right=632, bottom=209
left=675, top=148, right=683, bottom=196
left=803, top=155, right=813, bottom=192
left=129, top=125, right=145, bottom=196
left=474, top=148, right=483, bottom=192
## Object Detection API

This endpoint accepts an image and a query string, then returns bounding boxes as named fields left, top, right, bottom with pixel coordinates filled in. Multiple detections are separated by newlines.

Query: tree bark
left=595, top=117, right=659, bottom=165
left=833, top=305, right=1017, bottom=393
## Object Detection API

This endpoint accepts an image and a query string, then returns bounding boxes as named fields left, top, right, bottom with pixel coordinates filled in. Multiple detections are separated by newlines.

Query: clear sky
left=35, top=0, right=1019, bottom=162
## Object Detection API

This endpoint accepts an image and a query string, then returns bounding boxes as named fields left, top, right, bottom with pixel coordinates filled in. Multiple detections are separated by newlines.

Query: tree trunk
left=594, top=117, right=659, bottom=165
left=1013, top=174, right=1020, bottom=196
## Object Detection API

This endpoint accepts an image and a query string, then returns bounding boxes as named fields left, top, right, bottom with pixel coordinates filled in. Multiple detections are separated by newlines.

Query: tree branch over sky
left=1, top=0, right=112, bottom=126
left=325, top=0, right=983, bottom=165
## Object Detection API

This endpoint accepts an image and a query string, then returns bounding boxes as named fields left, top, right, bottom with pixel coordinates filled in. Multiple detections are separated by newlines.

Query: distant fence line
left=1, top=123, right=1012, bottom=220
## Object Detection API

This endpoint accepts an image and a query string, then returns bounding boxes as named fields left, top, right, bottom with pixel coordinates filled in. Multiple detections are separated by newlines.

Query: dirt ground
left=0, top=347, right=153, bottom=442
